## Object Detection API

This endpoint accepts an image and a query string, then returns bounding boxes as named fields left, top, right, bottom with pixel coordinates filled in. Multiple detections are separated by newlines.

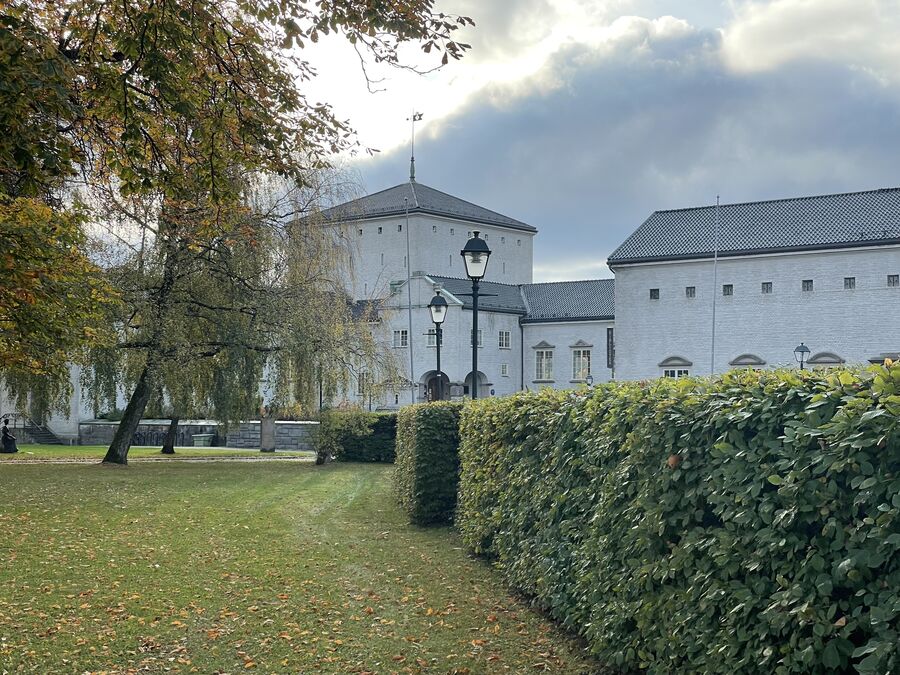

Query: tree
left=3, top=0, right=470, bottom=459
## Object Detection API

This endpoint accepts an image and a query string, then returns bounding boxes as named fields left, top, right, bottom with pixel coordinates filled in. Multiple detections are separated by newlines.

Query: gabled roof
left=316, top=181, right=536, bottom=232
left=429, top=276, right=527, bottom=315
left=608, top=187, right=900, bottom=265
left=520, top=279, right=615, bottom=323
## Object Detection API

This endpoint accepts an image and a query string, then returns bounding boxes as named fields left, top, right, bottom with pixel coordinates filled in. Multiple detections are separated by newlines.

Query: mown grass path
left=0, top=462, right=601, bottom=673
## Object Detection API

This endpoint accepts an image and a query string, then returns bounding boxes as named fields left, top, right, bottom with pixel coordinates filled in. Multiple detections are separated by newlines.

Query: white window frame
left=761, top=281, right=773, bottom=294
left=535, top=350, right=554, bottom=381
left=426, top=329, right=443, bottom=347
left=844, top=277, right=856, bottom=290
left=572, top=349, right=591, bottom=381
left=392, top=330, right=408, bottom=348
left=498, top=330, right=511, bottom=349
left=500, top=363, right=509, bottom=377
left=663, top=369, right=690, bottom=379
left=470, top=329, right=483, bottom=347
left=888, top=274, right=899, bottom=288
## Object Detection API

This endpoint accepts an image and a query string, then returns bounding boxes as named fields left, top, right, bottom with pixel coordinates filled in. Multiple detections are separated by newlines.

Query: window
left=606, top=327, right=615, bottom=370
left=426, top=329, right=443, bottom=347
left=498, top=330, right=511, bottom=349
left=450, top=228, right=454, bottom=235
left=394, top=393, right=399, bottom=405
left=572, top=349, right=591, bottom=380
left=357, top=373, right=367, bottom=395
left=889, top=274, right=899, bottom=287
left=470, top=329, right=483, bottom=347
left=802, top=279, right=814, bottom=292
left=377, top=226, right=383, bottom=234
left=358, top=228, right=363, bottom=235
left=432, top=225, right=437, bottom=233
left=722, top=284, right=733, bottom=296
left=535, top=350, right=553, bottom=380
left=517, top=239, right=521, bottom=246
left=403, top=255, right=407, bottom=268
left=483, top=233, right=488, bottom=240
left=502, top=262, right=506, bottom=274
left=500, top=364, right=509, bottom=377
left=664, top=369, right=690, bottom=379
left=844, top=276, right=856, bottom=290
left=761, top=281, right=773, bottom=294
left=381, top=253, right=384, bottom=265
left=501, top=236, right=505, bottom=244
left=392, top=330, right=408, bottom=348
left=467, top=231, right=472, bottom=238
left=398, top=224, right=402, bottom=232
left=685, top=286, right=696, bottom=298
left=650, top=288, right=660, bottom=300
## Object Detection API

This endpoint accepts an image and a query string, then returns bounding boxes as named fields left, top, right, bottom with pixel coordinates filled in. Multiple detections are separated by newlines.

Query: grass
left=0, top=444, right=311, bottom=461
left=0, top=462, right=601, bottom=673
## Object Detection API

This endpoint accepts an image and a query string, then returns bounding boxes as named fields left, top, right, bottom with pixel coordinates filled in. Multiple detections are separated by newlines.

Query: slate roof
left=521, top=279, right=615, bottom=323
left=427, top=276, right=616, bottom=321
left=608, top=187, right=900, bottom=265
left=429, top=276, right=527, bottom=315
left=316, top=181, right=536, bottom=232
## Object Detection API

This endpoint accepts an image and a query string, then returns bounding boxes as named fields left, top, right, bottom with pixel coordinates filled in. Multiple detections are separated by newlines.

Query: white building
left=608, top=187, right=900, bottom=380
left=5, top=179, right=900, bottom=435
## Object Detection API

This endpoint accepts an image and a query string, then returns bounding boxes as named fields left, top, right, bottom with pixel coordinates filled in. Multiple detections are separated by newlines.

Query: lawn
left=0, top=444, right=311, bottom=462
left=0, top=462, right=601, bottom=673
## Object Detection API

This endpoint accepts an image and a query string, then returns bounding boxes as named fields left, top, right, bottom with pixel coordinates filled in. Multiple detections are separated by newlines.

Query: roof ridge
left=524, top=278, right=615, bottom=287
left=428, top=273, right=521, bottom=289
left=409, top=180, right=419, bottom=208
left=652, top=186, right=900, bottom=216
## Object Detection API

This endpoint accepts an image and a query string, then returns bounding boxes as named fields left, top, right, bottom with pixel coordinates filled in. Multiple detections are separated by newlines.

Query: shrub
left=315, top=409, right=396, bottom=463
left=394, top=401, right=463, bottom=525
left=458, top=365, right=900, bottom=674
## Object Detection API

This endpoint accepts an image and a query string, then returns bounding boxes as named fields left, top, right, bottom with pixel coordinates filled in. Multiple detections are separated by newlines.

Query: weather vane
left=407, top=111, right=423, bottom=182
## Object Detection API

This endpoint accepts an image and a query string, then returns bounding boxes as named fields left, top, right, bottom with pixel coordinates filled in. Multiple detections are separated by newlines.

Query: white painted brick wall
left=522, top=320, right=615, bottom=390
left=613, top=245, right=900, bottom=380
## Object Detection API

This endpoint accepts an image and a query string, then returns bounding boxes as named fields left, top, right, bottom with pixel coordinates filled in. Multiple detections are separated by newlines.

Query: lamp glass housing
left=794, top=343, right=810, bottom=363
left=461, top=231, right=491, bottom=280
left=428, top=293, right=448, bottom=325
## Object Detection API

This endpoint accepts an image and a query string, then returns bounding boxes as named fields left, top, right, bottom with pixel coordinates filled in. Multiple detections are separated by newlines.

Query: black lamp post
left=461, top=231, right=491, bottom=399
left=427, top=290, right=448, bottom=401
left=794, top=342, right=810, bottom=370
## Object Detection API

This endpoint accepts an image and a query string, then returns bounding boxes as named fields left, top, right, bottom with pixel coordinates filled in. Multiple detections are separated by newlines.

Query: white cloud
left=723, top=0, right=900, bottom=80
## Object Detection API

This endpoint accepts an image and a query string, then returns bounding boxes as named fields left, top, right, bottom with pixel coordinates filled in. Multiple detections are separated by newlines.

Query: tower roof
left=317, top=181, right=537, bottom=233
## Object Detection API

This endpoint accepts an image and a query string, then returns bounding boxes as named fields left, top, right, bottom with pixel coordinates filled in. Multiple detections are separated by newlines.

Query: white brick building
left=608, top=188, right=900, bottom=380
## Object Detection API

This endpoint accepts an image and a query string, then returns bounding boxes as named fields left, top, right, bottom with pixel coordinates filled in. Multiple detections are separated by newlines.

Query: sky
left=303, top=0, right=900, bottom=281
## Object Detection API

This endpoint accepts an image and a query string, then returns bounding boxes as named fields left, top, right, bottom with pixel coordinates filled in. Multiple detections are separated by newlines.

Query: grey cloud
left=356, top=17, right=900, bottom=280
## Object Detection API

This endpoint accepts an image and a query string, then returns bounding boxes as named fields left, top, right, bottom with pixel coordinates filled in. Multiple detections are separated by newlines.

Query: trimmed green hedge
left=394, top=401, right=463, bottom=525
left=316, top=409, right=396, bottom=462
left=458, top=365, right=900, bottom=674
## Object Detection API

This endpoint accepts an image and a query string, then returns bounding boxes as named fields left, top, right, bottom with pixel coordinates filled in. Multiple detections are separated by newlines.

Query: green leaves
left=457, top=366, right=900, bottom=673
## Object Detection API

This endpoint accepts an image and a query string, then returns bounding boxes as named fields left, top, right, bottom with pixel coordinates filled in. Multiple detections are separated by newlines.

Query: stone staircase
left=24, top=422, right=64, bottom=445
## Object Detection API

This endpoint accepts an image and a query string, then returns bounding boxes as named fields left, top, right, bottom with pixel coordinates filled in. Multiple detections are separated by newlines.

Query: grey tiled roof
left=521, top=279, right=615, bottom=323
left=608, top=187, right=900, bottom=264
left=428, top=276, right=616, bottom=321
left=429, top=276, right=527, bottom=315
left=317, top=181, right=536, bottom=232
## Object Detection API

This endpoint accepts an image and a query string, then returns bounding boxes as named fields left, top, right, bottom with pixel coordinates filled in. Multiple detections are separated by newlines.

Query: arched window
left=658, top=356, right=692, bottom=379
left=729, top=354, right=766, bottom=367
left=807, top=352, right=845, bottom=366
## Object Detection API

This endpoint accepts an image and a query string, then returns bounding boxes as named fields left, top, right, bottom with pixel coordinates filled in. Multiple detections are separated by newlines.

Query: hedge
left=315, top=409, right=396, bottom=462
left=457, top=365, right=900, bottom=674
left=394, top=401, right=463, bottom=525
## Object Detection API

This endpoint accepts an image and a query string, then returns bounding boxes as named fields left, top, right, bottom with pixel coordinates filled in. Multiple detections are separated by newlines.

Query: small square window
left=722, top=284, right=733, bottom=296
left=802, top=279, right=814, bottom=292
left=685, top=286, right=696, bottom=298
left=844, top=276, right=856, bottom=290
left=650, top=288, right=660, bottom=300
left=761, top=282, right=773, bottom=294
left=888, top=274, right=899, bottom=287
left=377, top=226, right=383, bottom=234
left=483, top=234, right=488, bottom=240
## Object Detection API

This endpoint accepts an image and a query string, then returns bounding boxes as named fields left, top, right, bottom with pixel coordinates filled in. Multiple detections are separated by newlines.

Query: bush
left=315, top=409, right=396, bottom=463
left=458, top=365, right=900, bottom=674
left=394, top=401, right=463, bottom=525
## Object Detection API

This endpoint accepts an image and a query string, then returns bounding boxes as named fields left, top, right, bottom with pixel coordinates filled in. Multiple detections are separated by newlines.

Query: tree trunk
left=161, top=416, right=179, bottom=454
left=103, top=364, right=155, bottom=465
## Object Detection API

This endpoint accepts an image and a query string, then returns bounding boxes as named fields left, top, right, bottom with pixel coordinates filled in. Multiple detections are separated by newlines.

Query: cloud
left=356, top=11, right=900, bottom=281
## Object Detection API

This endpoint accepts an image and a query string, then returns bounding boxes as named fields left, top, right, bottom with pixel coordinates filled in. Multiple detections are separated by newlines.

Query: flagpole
left=710, top=195, right=720, bottom=375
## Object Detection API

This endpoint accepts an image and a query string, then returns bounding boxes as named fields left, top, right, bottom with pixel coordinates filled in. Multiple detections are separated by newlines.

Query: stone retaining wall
left=79, top=420, right=222, bottom=446
left=225, top=421, right=318, bottom=451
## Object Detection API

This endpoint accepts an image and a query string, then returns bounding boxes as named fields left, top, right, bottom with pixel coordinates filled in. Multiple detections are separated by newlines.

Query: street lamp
left=427, top=290, right=448, bottom=401
left=794, top=342, right=810, bottom=370
left=461, top=231, right=491, bottom=399
left=585, top=373, right=594, bottom=387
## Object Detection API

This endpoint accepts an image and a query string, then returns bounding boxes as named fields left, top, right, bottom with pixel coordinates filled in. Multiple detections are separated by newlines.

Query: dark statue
left=1, top=418, right=18, bottom=453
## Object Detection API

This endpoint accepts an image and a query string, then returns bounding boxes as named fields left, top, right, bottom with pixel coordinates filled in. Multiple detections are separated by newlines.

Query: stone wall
left=225, top=421, right=319, bottom=451
left=78, top=420, right=221, bottom=446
